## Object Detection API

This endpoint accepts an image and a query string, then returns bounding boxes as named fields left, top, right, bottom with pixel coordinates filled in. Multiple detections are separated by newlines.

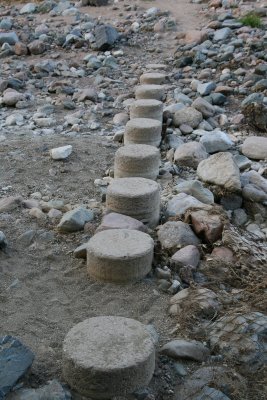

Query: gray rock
left=161, top=339, right=210, bottom=362
left=0, top=32, right=19, bottom=45
left=0, top=231, right=8, bottom=251
left=174, top=91, right=192, bottom=105
left=197, top=82, right=216, bottom=96
left=0, top=336, right=34, bottom=399
left=96, top=212, right=147, bottom=233
left=73, top=243, right=89, bottom=259
left=197, top=152, right=241, bottom=191
left=174, top=142, right=208, bottom=169
left=167, top=193, right=211, bottom=217
left=7, top=379, right=71, bottom=400
left=234, top=154, right=251, bottom=170
left=0, top=19, right=12, bottom=30
left=243, top=184, right=267, bottom=203
left=166, top=134, right=184, bottom=150
left=171, top=245, right=200, bottom=268
left=200, top=131, right=233, bottom=153
left=220, top=194, right=242, bottom=210
left=232, top=208, right=248, bottom=226
left=192, top=97, right=215, bottom=118
left=242, top=136, right=267, bottom=160
left=94, top=25, right=119, bottom=51
left=213, top=27, right=232, bottom=42
left=241, top=93, right=264, bottom=107
left=175, top=180, right=214, bottom=204
left=20, top=3, right=36, bottom=14
left=57, top=207, right=94, bottom=232
left=173, top=107, right=203, bottom=129
left=157, top=221, right=200, bottom=251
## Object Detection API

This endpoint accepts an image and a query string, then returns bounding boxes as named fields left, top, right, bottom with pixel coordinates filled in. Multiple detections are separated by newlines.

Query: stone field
left=0, top=0, right=267, bottom=400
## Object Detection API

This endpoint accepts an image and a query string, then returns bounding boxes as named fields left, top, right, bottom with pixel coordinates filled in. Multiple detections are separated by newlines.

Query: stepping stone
left=125, top=118, right=162, bottom=147
left=130, top=99, right=163, bottom=122
left=63, top=316, right=155, bottom=398
left=140, top=72, right=167, bottom=85
left=114, top=144, right=160, bottom=180
left=106, top=177, right=160, bottom=227
left=135, top=84, right=166, bottom=101
left=87, top=229, right=154, bottom=282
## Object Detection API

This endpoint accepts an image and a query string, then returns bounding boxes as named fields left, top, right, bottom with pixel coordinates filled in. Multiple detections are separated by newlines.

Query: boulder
left=200, top=131, right=233, bottom=153
left=174, top=142, right=208, bottom=169
left=157, top=221, right=200, bottom=251
left=173, top=107, right=203, bottom=129
left=242, top=136, right=267, bottom=160
left=166, top=193, right=211, bottom=217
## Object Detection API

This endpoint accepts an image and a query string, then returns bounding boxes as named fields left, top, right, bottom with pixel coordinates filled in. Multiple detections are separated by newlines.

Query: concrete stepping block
left=140, top=72, right=167, bottom=85
left=63, top=316, right=155, bottom=398
left=106, top=177, right=160, bottom=227
left=130, top=99, right=163, bottom=122
left=135, top=84, right=166, bottom=101
left=125, top=118, right=162, bottom=147
left=87, top=229, right=154, bottom=282
left=114, top=144, right=160, bottom=180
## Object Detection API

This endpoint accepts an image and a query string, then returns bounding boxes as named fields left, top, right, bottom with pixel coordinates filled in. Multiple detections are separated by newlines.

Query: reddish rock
left=14, top=42, right=28, bottom=56
left=190, top=210, right=224, bottom=243
left=28, top=40, right=46, bottom=55
left=0, top=196, right=23, bottom=212
left=184, top=30, right=208, bottom=45
left=211, top=247, right=235, bottom=263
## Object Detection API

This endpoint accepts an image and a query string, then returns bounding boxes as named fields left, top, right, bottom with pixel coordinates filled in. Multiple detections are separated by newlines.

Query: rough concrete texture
left=87, top=229, right=154, bottom=282
left=124, top=118, right=162, bottom=147
left=63, top=316, right=155, bottom=399
left=140, top=72, right=167, bottom=85
left=130, top=99, right=163, bottom=122
left=106, top=177, right=160, bottom=227
left=114, top=144, right=160, bottom=180
left=135, top=84, right=166, bottom=101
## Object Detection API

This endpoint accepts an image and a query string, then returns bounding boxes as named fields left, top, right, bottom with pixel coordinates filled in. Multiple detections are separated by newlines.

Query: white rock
left=50, top=145, right=73, bottom=160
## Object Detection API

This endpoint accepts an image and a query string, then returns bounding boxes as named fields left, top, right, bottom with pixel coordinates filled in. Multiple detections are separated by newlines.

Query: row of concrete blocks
left=63, top=69, right=167, bottom=399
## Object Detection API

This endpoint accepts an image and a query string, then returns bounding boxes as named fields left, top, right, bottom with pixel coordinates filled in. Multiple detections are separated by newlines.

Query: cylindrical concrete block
left=63, top=316, right=155, bottom=399
left=106, top=177, right=160, bottom=227
left=125, top=118, right=162, bottom=147
left=114, top=144, right=160, bottom=180
left=135, top=84, right=166, bottom=101
left=130, top=99, right=163, bottom=122
left=140, top=72, right=167, bottom=85
left=87, top=229, right=154, bottom=282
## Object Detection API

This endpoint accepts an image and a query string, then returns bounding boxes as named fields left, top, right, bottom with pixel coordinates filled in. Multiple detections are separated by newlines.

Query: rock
left=213, top=27, right=231, bottom=42
left=200, top=131, right=233, bottom=153
left=192, top=97, right=215, bottom=118
left=0, top=196, right=23, bottom=212
left=57, top=207, right=94, bottom=232
left=157, top=221, right=200, bottom=251
left=96, top=212, right=147, bottom=233
left=242, top=136, right=267, bottom=160
left=232, top=208, right=248, bottom=226
left=234, top=154, right=251, bottom=170
left=161, top=339, right=210, bottom=362
left=75, top=88, right=97, bottom=103
left=190, top=210, right=224, bottom=243
left=197, top=152, right=241, bottom=191
left=220, top=194, right=242, bottom=210
left=169, top=287, right=221, bottom=318
left=28, top=40, right=46, bottom=55
left=20, top=3, right=36, bottom=14
left=171, top=245, right=200, bottom=268
left=175, top=180, right=214, bottom=204
left=94, top=25, right=119, bottom=51
left=0, top=32, right=19, bottom=45
left=173, top=107, right=203, bottom=128
left=174, top=142, right=208, bottom=169
left=0, top=336, right=34, bottom=398
left=166, top=193, right=211, bottom=217
left=29, top=207, right=46, bottom=219
left=0, top=231, right=8, bottom=251
left=241, top=93, right=264, bottom=108
left=208, top=312, right=267, bottom=371
left=6, top=379, right=71, bottom=400
left=197, top=82, right=216, bottom=96
left=3, top=90, right=24, bottom=106
left=243, top=103, right=267, bottom=131
left=113, top=113, right=129, bottom=126
left=50, top=145, right=73, bottom=160
left=211, top=247, right=234, bottom=263
left=73, top=243, right=88, bottom=259
left=184, top=30, right=208, bottom=44
left=167, top=134, right=184, bottom=150
left=14, top=42, right=28, bottom=56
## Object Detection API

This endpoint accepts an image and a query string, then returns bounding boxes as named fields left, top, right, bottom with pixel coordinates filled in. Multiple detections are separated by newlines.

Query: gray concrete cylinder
left=63, top=316, right=155, bottom=399
left=124, top=118, right=162, bottom=147
left=114, top=144, right=160, bottom=180
left=106, top=177, right=160, bottom=228
left=130, top=99, right=163, bottom=122
left=87, top=229, right=154, bottom=282
left=135, top=84, right=166, bottom=101
left=140, top=72, right=167, bottom=85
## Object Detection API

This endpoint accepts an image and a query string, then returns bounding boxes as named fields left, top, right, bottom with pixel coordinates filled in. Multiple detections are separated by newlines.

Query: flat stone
left=213, top=27, right=232, bottom=42
left=140, top=72, right=166, bottom=85
left=63, top=317, right=155, bottom=398
left=174, top=142, right=208, bottom=169
left=197, top=152, right=241, bottom=191
left=50, top=145, right=73, bottom=160
left=6, top=380, right=71, bottom=400
left=87, top=229, right=154, bottom=282
left=161, top=339, right=210, bottom=362
left=175, top=180, right=214, bottom=204
left=0, top=32, right=19, bottom=45
left=200, top=130, right=233, bottom=153
left=135, top=84, right=166, bottom=101
left=57, top=207, right=94, bottom=232
left=158, top=221, right=200, bottom=251
left=242, top=136, right=267, bottom=160
left=96, top=212, right=147, bottom=233
left=166, top=193, right=211, bottom=217
left=0, top=336, right=34, bottom=398
left=171, top=245, right=200, bottom=268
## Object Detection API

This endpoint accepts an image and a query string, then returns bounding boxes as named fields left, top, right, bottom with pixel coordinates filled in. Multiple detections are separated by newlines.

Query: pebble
left=50, top=145, right=73, bottom=160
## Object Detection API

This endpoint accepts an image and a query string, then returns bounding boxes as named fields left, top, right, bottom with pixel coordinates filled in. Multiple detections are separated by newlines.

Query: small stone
left=173, top=107, right=203, bottom=128
left=242, top=136, right=267, bottom=160
left=28, top=40, right=46, bottom=55
left=157, top=221, right=200, bottom=251
left=200, top=130, right=233, bottom=153
left=7, top=379, right=71, bottom=400
left=161, top=339, right=210, bottom=362
left=74, top=242, right=88, bottom=259
left=174, top=142, right=208, bottom=169
left=0, top=32, right=19, bottom=45
left=190, top=210, right=224, bottom=243
left=211, top=247, right=234, bottom=263
left=0, top=196, right=23, bottom=212
left=3, top=90, right=24, bottom=106
left=50, top=145, right=73, bottom=160
left=197, top=81, right=216, bottom=96
left=213, top=27, right=231, bottom=42
left=94, top=25, right=119, bottom=51
left=57, top=207, right=94, bottom=232
left=192, top=97, right=215, bottom=118
left=96, top=212, right=147, bottom=233
left=232, top=208, right=248, bottom=226
left=167, top=193, right=211, bottom=217
left=175, top=180, right=214, bottom=204
left=171, top=245, right=200, bottom=269
left=14, top=42, right=28, bottom=56
left=20, top=3, right=36, bottom=14
left=29, top=207, right=46, bottom=219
